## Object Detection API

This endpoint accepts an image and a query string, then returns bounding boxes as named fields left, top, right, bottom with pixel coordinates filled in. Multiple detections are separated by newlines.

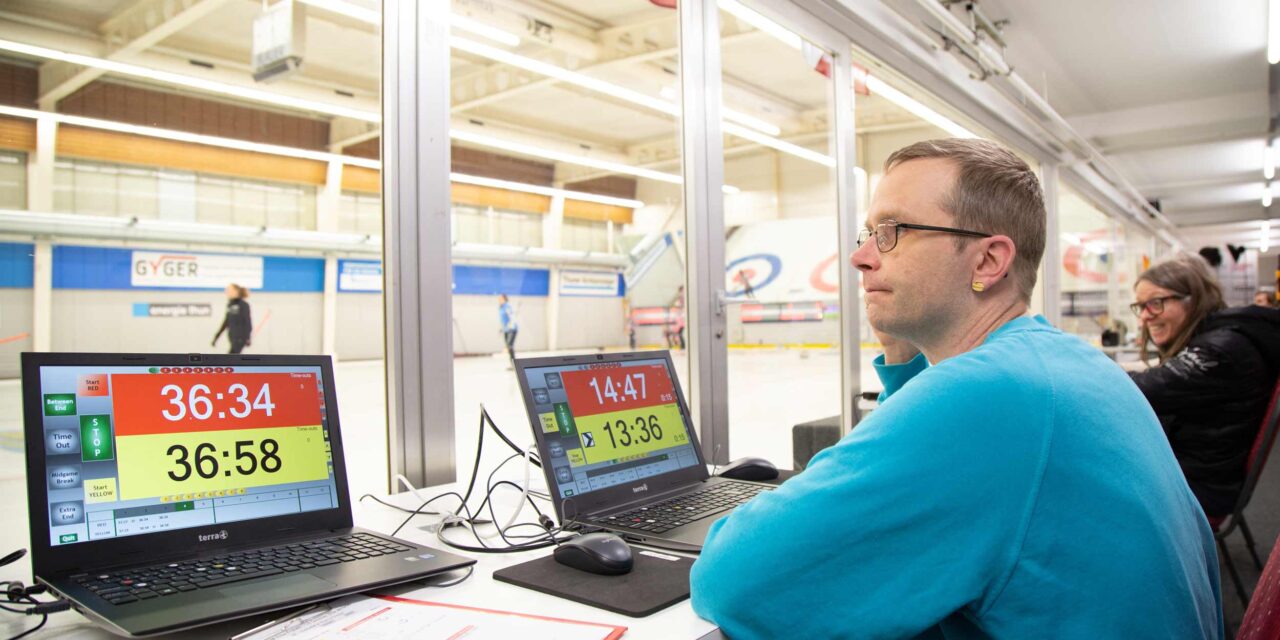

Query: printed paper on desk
left=236, top=593, right=626, bottom=640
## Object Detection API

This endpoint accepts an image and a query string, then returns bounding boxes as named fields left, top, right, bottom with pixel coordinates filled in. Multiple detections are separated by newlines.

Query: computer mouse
left=716, top=456, right=779, bottom=481
left=553, top=532, right=633, bottom=576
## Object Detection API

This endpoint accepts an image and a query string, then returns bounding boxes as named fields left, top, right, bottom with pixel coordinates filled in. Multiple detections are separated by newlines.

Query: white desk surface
left=1, top=484, right=717, bottom=639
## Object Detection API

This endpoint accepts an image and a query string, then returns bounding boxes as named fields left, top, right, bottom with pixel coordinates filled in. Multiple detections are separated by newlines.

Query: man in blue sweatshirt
left=690, top=139, right=1222, bottom=638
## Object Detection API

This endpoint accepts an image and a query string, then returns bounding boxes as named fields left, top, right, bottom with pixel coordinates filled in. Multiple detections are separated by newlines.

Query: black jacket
left=214, top=298, right=253, bottom=344
left=1129, top=305, right=1280, bottom=508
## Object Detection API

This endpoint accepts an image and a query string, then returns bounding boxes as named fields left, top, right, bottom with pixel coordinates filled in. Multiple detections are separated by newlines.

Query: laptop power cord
left=2, top=551, right=73, bottom=640
left=372, top=405, right=581, bottom=556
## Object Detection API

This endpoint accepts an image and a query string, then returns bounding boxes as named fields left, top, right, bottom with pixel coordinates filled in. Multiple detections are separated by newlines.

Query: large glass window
left=720, top=6, right=840, bottom=464
left=1057, top=185, right=1115, bottom=342
left=0, top=150, right=24, bottom=207
left=0, top=3, right=386, bottom=522
left=448, top=3, right=685, bottom=475
left=53, top=159, right=318, bottom=227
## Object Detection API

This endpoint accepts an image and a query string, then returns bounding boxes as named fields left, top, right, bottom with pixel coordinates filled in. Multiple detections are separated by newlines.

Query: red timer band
left=111, top=373, right=323, bottom=435
left=561, top=364, right=676, bottom=418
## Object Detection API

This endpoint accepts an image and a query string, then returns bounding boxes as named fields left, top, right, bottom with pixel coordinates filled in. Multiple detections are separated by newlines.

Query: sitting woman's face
left=1134, top=279, right=1190, bottom=348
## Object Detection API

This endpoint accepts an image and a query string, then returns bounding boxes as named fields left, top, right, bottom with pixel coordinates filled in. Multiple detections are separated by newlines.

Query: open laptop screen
left=520, top=357, right=701, bottom=500
left=35, top=364, right=339, bottom=547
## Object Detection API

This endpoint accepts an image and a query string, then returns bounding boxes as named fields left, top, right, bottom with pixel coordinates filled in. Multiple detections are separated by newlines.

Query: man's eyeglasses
left=856, top=220, right=993, bottom=253
left=1129, top=295, right=1187, bottom=317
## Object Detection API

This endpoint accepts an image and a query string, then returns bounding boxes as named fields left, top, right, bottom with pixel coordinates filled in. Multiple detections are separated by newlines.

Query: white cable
left=395, top=474, right=467, bottom=527
left=478, top=445, right=536, bottom=539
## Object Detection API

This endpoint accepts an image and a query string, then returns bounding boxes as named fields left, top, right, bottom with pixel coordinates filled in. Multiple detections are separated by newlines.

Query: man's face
left=850, top=158, right=972, bottom=341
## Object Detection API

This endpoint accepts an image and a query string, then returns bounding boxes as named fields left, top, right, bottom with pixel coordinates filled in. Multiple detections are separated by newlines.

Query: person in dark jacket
left=1129, top=254, right=1280, bottom=517
left=212, top=283, right=253, bottom=354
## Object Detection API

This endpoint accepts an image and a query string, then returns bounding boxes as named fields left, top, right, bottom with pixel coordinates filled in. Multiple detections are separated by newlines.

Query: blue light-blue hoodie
left=691, top=316, right=1222, bottom=639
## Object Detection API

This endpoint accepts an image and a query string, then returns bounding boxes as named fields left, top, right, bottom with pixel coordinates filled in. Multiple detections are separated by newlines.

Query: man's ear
left=972, top=235, right=1016, bottom=290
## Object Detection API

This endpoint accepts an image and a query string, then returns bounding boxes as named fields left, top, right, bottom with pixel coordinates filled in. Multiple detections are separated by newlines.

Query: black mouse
left=716, top=456, right=779, bottom=481
left=553, top=532, right=633, bottom=575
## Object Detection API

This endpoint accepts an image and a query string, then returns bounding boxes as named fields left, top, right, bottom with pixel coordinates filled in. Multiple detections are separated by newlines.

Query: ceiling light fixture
left=450, top=173, right=645, bottom=209
left=1264, top=183, right=1274, bottom=208
left=864, top=75, right=976, bottom=138
left=660, top=85, right=782, bottom=136
left=296, top=0, right=522, bottom=46
left=718, top=2, right=975, bottom=140
left=1268, top=143, right=1276, bottom=180
left=451, top=36, right=834, bottom=167
left=0, top=106, right=642, bottom=210
left=453, top=129, right=686, bottom=185
left=0, top=38, right=379, bottom=122
left=719, top=0, right=803, bottom=50
left=450, top=128, right=741, bottom=193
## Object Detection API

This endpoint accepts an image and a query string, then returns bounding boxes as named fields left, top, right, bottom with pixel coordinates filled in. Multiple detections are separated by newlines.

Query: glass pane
left=0, top=151, right=27, bottom=208
left=449, top=3, right=685, bottom=477
left=722, top=6, right=838, bottom=465
left=1058, top=186, right=1115, bottom=342
left=0, top=2, right=386, bottom=551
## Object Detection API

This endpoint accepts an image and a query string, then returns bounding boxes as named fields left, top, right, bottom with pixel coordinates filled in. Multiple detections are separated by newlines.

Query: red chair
left=1212, top=377, right=1280, bottom=606
left=1238, top=532, right=1280, bottom=639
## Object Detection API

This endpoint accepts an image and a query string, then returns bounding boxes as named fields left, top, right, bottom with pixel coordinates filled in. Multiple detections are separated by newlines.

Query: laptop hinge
left=590, top=480, right=712, bottom=519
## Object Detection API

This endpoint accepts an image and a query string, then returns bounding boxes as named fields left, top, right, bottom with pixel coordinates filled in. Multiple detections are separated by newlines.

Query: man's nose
left=850, top=240, right=877, bottom=272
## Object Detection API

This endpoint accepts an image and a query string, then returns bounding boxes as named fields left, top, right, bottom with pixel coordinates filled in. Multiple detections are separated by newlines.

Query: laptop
left=21, top=352, right=474, bottom=637
left=514, top=350, right=772, bottom=549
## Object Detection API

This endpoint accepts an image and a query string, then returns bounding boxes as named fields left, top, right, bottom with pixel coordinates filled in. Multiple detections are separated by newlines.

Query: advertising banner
left=725, top=217, right=839, bottom=303
left=559, top=270, right=621, bottom=297
left=131, top=303, right=213, bottom=318
left=130, top=251, right=263, bottom=289
left=338, top=260, right=383, bottom=292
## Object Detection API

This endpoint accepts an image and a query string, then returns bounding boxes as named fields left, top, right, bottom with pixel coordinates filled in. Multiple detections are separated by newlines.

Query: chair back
left=1239, top=532, right=1280, bottom=639
left=1232, top=377, right=1280, bottom=515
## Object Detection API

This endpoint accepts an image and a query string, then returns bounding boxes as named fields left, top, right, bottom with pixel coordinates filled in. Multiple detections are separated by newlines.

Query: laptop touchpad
left=217, top=574, right=337, bottom=604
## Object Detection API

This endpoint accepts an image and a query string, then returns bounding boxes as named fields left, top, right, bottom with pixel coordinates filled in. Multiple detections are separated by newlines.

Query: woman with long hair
left=1129, top=253, right=1280, bottom=517
left=212, top=283, right=253, bottom=354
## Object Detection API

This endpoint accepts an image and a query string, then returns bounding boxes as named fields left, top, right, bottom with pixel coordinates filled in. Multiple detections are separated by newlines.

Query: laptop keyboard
left=70, top=532, right=413, bottom=606
left=593, top=481, right=770, bottom=534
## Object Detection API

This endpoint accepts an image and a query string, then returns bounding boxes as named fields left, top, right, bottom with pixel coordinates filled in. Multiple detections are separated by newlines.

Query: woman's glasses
left=1129, top=295, right=1187, bottom=316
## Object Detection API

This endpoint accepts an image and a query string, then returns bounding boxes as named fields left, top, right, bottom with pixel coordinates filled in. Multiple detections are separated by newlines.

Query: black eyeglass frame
left=1129, top=294, right=1188, bottom=317
left=857, top=220, right=994, bottom=253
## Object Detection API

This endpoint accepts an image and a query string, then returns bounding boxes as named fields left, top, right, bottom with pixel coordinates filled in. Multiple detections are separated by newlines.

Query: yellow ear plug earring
left=972, top=281, right=985, bottom=292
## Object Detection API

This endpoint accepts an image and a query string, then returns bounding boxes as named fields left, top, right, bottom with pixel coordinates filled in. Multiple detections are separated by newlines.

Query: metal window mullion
left=382, top=0, right=456, bottom=490
left=1040, top=163, right=1062, bottom=326
left=831, top=50, right=861, bottom=435
left=679, top=0, right=730, bottom=465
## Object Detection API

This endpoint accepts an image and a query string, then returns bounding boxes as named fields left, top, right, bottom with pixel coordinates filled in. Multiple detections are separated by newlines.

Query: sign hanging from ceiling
left=130, top=251, right=263, bottom=289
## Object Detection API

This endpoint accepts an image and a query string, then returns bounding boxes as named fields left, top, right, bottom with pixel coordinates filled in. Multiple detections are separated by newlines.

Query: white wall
left=452, top=295, right=549, bottom=355
left=50, top=290, right=323, bottom=355
left=0, top=289, right=32, bottom=378
left=336, top=293, right=384, bottom=360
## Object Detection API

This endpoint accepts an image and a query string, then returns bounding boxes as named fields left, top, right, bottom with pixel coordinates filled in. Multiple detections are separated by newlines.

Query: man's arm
left=690, top=365, right=1046, bottom=638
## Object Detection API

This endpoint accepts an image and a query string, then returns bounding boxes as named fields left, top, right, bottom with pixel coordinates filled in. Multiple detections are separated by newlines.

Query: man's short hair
left=884, top=139, right=1047, bottom=303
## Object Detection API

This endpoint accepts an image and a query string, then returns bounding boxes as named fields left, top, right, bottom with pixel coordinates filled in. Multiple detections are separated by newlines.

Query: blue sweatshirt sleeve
left=873, top=351, right=928, bottom=403
left=689, top=355, right=1051, bottom=639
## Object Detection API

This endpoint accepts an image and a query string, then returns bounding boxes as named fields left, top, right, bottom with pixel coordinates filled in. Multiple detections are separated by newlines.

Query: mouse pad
left=492, top=549, right=695, bottom=617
